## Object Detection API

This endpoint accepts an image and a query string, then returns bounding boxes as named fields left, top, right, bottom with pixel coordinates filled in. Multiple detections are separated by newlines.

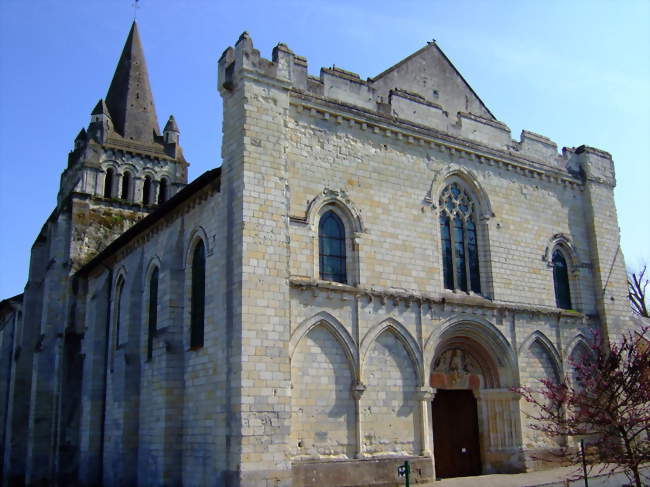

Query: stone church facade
left=0, top=22, right=633, bottom=486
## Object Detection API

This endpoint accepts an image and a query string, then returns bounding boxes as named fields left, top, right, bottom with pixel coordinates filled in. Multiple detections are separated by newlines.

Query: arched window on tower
left=190, top=240, right=206, bottom=348
left=552, top=249, right=572, bottom=309
left=319, top=210, right=347, bottom=284
left=158, top=178, right=168, bottom=204
left=121, top=171, right=132, bottom=201
left=147, top=267, right=159, bottom=360
left=104, top=168, right=114, bottom=198
left=143, top=176, right=152, bottom=205
left=439, top=182, right=481, bottom=294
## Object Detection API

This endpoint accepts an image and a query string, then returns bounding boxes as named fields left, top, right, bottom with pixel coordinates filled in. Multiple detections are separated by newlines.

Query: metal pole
left=405, top=460, right=410, bottom=487
left=580, top=439, right=589, bottom=487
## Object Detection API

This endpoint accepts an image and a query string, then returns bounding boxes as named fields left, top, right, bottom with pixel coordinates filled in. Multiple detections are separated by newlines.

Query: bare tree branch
left=628, top=265, right=648, bottom=317
left=515, top=326, right=650, bottom=487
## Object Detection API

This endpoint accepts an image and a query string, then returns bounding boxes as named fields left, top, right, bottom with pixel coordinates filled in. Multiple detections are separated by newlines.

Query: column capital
left=415, top=386, right=435, bottom=401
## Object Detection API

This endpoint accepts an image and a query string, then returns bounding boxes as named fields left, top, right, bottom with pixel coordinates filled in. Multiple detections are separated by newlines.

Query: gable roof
left=370, top=42, right=495, bottom=120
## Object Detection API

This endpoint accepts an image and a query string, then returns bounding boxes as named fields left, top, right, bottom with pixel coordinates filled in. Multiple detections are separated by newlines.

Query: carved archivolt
left=304, top=188, right=365, bottom=234
left=543, top=233, right=579, bottom=269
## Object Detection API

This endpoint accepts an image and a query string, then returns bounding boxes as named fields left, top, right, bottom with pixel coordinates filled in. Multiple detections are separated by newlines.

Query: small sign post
left=397, top=460, right=411, bottom=487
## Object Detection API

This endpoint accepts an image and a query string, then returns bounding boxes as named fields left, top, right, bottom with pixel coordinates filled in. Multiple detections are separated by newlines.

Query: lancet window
left=104, top=168, right=114, bottom=198
left=158, top=178, right=168, bottom=204
left=121, top=171, right=132, bottom=200
left=147, top=267, right=159, bottom=360
left=319, top=210, right=347, bottom=284
left=115, top=275, right=126, bottom=347
left=552, top=249, right=572, bottom=310
left=143, top=176, right=152, bottom=205
left=190, top=240, right=206, bottom=348
left=439, top=182, right=481, bottom=294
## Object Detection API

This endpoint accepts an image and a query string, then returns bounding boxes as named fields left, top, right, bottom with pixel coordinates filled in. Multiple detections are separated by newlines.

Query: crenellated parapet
left=218, top=33, right=614, bottom=185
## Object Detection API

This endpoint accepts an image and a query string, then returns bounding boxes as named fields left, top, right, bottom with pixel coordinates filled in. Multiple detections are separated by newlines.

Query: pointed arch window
left=552, top=249, right=572, bottom=310
left=121, top=171, right=132, bottom=200
left=158, top=178, right=168, bottom=204
left=115, top=276, right=126, bottom=347
left=143, top=176, right=152, bottom=205
left=190, top=240, right=206, bottom=348
left=147, top=267, right=159, bottom=360
left=319, top=210, right=347, bottom=283
left=104, top=168, right=114, bottom=198
left=439, top=182, right=481, bottom=294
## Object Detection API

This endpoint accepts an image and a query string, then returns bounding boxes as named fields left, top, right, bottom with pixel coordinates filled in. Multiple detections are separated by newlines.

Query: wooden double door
left=432, top=389, right=481, bottom=478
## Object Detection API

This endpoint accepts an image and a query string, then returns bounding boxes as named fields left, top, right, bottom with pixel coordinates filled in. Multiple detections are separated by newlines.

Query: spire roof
left=91, top=99, right=110, bottom=116
left=164, top=115, right=179, bottom=133
left=105, top=21, right=160, bottom=143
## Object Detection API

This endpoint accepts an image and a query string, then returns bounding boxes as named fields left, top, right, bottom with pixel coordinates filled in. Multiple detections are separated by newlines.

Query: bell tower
left=2, top=22, right=188, bottom=485
left=57, top=21, right=188, bottom=271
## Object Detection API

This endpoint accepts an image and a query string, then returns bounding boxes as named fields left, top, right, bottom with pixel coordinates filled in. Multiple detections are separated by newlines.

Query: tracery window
left=190, top=240, right=206, bottom=348
left=147, top=267, right=159, bottom=360
left=319, top=210, right=347, bottom=284
left=552, top=249, right=572, bottom=309
left=104, top=168, right=114, bottom=198
left=439, top=182, right=481, bottom=293
left=121, top=171, right=132, bottom=200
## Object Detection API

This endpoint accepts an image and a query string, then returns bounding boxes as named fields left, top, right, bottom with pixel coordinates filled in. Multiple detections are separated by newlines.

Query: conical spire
left=105, top=21, right=160, bottom=143
left=164, top=114, right=179, bottom=133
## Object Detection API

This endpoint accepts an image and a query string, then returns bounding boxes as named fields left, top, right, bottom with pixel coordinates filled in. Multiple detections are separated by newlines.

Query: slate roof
left=105, top=21, right=160, bottom=144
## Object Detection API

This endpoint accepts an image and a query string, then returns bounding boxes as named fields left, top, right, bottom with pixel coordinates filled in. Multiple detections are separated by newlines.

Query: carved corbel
left=351, top=383, right=366, bottom=400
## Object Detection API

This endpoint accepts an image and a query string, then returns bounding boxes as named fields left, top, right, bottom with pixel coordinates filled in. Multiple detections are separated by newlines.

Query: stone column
left=415, top=386, right=435, bottom=456
left=475, top=389, right=524, bottom=473
left=473, top=389, right=488, bottom=466
left=153, top=180, right=160, bottom=205
left=351, top=383, right=366, bottom=458
left=133, top=176, right=143, bottom=204
left=115, top=173, right=123, bottom=199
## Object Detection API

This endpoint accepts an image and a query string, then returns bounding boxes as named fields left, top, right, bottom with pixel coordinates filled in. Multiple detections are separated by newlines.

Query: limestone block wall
left=518, top=339, right=562, bottom=450
left=290, top=325, right=356, bottom=459
left=361, top=330, right=419, bottom=456
left=79, top=186, right=228, bottom=486
left=286, top=106, right=597, bottom=313
left=288, top=283, right=597, bottom=472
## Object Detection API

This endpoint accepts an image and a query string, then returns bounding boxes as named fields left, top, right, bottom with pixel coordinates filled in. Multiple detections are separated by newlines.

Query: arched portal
left=426, top=318, right=523, bottom=478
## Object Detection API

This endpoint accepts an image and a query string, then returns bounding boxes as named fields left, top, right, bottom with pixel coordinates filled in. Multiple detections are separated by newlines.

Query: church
left=0, top=21, right=633, bottom=486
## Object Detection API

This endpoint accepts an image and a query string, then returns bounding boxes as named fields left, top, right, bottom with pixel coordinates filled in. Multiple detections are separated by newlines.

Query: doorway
left=432, top=389, right=481, bottom=478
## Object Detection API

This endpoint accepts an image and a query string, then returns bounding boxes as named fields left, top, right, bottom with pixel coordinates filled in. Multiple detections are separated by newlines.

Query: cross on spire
left=132, top=0, right=140, bottom=21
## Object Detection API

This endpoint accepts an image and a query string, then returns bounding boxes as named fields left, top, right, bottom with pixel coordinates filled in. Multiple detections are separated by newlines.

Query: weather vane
left=132, top=0, right=140, bottom=21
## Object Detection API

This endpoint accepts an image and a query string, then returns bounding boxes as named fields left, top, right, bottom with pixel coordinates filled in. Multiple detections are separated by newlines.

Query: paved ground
left=416, top=464, right=649, bottom=487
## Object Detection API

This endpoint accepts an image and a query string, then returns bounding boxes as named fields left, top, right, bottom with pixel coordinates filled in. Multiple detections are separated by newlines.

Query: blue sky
left=0, top=0, right=648, bottom=299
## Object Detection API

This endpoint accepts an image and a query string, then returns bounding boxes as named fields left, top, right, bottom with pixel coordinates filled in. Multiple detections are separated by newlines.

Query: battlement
left=218, top=33, right=615, bottom=184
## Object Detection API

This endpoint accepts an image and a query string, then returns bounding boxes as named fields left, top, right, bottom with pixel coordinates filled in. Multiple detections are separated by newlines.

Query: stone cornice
left=103, top=138, right=177, bottom=162
left=289, top=91, right=583, bottom=189
left=289, top=276, right=589, bottom=321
